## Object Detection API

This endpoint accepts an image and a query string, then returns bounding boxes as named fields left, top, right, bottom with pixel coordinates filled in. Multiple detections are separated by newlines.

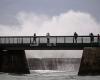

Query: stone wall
left=78, top=47, right=100, bottom=75
left=0, top=50, right=30, bottom=74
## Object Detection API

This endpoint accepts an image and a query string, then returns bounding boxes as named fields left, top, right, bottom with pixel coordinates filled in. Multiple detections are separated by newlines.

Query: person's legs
left=47, top=38, right=49, bottom=43
left=33, top=38, right=36, bottom=43
left=90, top=38, right=92, bottom=43
left=75, top=37, right=77, bottom=43
left=91, top=38, right=94, bottom=43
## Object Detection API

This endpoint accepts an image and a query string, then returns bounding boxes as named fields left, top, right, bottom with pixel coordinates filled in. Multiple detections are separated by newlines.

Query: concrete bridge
left=0, top=36, right=100, bottom=75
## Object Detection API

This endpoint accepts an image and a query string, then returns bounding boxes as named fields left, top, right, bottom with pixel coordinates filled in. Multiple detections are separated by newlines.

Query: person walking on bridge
left=74, top=32, right=78, bottom=43
left=89, top=33, right=94, bottom=43
left=33, top=33, right=37, bottom=44
left=46, top=33, right=50, bottom=44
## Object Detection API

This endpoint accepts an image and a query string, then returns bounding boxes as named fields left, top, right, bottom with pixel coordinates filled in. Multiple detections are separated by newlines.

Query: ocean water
left=0, top=70, right=100, bottom=80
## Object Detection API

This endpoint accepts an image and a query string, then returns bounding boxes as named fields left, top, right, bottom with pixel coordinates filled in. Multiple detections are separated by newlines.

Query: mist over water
left=0, top=10, right=100, bottom=36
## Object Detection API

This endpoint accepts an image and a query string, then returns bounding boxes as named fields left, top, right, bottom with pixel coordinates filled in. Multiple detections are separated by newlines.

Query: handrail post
left=73, top=37, right=74, bottom=43
left=30, top=37, right=31, bottom=44
left=4, top=37, right=6, bottom=44
left=81, top=37, right=83, bottom=43
left=13, top=38, right=14, bottom=44
left=64, top=37, right=66, bottom=43
left=17, top=38, right=18, bottom=44
left=56, top=36, right=57, bottom=44
left=21, top=37, right=23, bottom=44
left=38, top=36, right=40, bottom=44
left=8, top=38, right=10, bottom=44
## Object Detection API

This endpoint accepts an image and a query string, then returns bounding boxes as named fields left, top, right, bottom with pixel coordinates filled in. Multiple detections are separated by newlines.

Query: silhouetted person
left=89, top=33, right=94, bottom=43
left=97, top=34, right=100, bottom=43
left=33, top=33, right=37, bottom=43
left=46, top=33, right=50, bottom=44
left=74, top=32, right=78, bottom=43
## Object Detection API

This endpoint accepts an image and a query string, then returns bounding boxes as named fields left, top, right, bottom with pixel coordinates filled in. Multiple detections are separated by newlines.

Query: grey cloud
left=0, top=0, right=100, bottom=25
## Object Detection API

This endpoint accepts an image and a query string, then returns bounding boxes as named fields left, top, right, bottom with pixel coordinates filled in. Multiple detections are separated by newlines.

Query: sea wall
left=78, top=47, right=100, bottom=75
left=0, top=50, right=30, bottom=74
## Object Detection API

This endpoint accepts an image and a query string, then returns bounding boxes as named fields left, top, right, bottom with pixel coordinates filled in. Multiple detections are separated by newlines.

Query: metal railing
left=0, top=36, right=99, bottom=44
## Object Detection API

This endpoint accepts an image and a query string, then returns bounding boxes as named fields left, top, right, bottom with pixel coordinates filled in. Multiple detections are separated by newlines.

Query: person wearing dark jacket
left=74, top=32, right=78, bottom=43
left=89, top=33, right=94, bottom=43
left=33, top=33, right=37, bottom=43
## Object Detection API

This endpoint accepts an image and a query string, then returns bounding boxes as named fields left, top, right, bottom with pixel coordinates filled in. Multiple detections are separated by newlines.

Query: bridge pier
left=0, top=50, right=30, bottom=74
left=78, top=47, right=100, bottom=75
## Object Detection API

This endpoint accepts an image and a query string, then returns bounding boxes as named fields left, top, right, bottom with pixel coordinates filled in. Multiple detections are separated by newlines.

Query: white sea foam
left=0, top=71, right=100, bottom=80
left=31, top=70, right=65, bottom=73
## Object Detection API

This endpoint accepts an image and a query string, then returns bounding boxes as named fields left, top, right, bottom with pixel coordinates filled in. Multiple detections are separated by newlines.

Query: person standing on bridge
left=33, top=33, right=37, bottom=44
left=46, top=33, right=50, bottom=44
left=89, top=33, right=94, bottom=43
left=74, top=32, right=78, bottom=43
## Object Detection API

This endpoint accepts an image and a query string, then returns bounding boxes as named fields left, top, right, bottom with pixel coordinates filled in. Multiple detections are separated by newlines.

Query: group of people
left=73, top=32, right=100, bottom=43
left=32, top=32, right=100, bottom=44
left=32, top=33, right=50, bottom=44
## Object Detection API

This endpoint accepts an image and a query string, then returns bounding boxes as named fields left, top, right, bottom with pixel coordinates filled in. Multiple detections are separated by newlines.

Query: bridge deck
left=0, top=36, right=100, bottom=50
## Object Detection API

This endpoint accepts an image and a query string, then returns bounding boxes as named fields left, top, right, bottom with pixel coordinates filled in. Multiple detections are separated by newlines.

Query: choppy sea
left=0, top=70, right=100, bottom=80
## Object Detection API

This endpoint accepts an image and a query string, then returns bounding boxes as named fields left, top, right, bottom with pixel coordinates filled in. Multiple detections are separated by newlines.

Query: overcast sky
left=0, top=0, right=100, bottom=25
left=0, top=0, right=100, bottom=58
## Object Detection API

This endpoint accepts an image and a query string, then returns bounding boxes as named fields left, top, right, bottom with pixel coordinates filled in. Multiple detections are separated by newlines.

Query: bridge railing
left=0, top=36, right=99, bottom=44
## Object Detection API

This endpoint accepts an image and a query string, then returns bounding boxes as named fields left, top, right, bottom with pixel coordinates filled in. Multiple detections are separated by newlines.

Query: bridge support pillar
left=78, top=47, right=100, bottom=75
left=0, top=50, right=30, bottom=74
